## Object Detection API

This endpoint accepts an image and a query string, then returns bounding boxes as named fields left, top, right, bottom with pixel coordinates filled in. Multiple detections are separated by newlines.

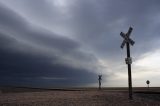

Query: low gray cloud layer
left=0, top=0, right=160, bottom=87
left=0, top=2, right=101, bottom=87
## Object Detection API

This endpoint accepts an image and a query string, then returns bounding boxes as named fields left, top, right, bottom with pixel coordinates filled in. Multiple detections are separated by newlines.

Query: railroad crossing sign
left=120, top=27, right=135, bottom=100
left=120, top=27, right=135, bottom=49
left=98, top=75, right=102, bottom=90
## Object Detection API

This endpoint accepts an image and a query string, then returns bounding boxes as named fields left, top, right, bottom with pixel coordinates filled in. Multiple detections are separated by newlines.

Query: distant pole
left=98, top=75, right=102, bottom=90
left=120, top=27, right=135, bottom=100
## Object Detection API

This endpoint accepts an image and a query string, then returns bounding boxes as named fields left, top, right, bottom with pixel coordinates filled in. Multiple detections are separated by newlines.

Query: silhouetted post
left=98, top=75, right=102, bottom=90
left=120, top=27, right=135, bottom=100
left=146, top=80, right=150, bottom=88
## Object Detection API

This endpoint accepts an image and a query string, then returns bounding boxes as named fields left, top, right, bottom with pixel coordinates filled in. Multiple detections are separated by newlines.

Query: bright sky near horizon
left=0, top=0, right=160, bottom=87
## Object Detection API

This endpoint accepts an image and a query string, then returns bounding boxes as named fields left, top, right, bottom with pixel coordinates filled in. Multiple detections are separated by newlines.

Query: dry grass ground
left=0, top=87, right=160, bottom=106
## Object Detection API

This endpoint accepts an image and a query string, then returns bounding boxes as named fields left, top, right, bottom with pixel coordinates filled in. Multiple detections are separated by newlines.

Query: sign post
left=120, top=27, right=135, bottom=100
left=98, top=75, right=102, bottom=90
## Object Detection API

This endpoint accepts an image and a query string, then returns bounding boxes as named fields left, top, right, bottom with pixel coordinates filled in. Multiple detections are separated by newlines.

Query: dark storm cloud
left=0, top=28, right=97, bottom=87
left=0, top=44, right=97, bottom=87
left=1, top=0, right=160, bottom=58
left=61, top=0, right=160, bottom=60
left=0, top=2, right=100, bottom=87
left=0, top=0, right=160, bottom=87
left=0, top=2, right=80, bottom=52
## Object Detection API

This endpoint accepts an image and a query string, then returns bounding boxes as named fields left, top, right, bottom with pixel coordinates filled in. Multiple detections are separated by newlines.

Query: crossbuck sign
left=120, top=27, right=135, bottom=49
left=120, top=27, right=135, bottom=100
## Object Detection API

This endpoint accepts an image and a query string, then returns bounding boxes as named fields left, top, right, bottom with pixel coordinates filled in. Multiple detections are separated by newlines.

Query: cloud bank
left=0, top=0, right=160, bottom=87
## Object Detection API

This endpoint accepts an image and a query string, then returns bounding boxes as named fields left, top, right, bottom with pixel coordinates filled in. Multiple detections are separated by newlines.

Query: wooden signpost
left=120, top=27, right=135, bottom=99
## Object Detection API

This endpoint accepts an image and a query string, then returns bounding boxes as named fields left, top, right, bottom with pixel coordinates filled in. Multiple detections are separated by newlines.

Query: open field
left=0, top=87, right=160, bottom=106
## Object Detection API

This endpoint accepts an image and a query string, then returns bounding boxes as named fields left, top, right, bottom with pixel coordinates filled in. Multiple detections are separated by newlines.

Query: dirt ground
left=0, top=89, right=160, bottom=106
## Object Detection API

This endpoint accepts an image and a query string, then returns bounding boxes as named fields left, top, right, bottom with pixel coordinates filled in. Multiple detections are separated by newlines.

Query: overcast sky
left=0, top=0, right=160, bottom=88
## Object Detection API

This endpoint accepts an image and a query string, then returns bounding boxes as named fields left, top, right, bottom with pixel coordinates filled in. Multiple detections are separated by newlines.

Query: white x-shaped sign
left=120, top=27, right=135, bottom=49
